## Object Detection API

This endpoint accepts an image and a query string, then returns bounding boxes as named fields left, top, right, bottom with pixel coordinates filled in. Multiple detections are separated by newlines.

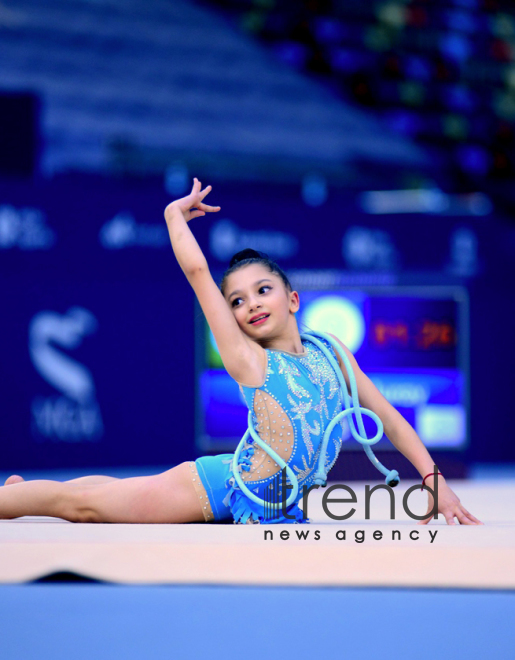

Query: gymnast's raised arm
left=164, top=177, right=264, bottom=385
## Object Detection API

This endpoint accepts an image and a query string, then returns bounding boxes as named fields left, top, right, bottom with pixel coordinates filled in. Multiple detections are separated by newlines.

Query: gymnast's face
left=224, top=263, right=299, bottom=339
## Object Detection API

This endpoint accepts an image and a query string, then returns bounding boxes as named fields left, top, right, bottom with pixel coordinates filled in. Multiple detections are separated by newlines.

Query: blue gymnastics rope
left=230, top=330, right=400, bottom=511
left=301, top=331, right=400, bottom=489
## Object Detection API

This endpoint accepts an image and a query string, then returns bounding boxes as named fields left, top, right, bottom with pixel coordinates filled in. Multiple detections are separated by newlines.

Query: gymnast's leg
left=4, top=475, right=120, bottom=486
left=0, top=462, right=206, bottom=523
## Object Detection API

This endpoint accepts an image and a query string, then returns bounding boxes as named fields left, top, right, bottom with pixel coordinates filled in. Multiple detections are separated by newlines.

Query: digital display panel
left=195, top=283, right=469, bottom=454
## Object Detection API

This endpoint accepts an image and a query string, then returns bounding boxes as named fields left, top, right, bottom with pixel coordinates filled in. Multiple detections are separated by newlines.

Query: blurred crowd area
left=0, top=0, right=513, bottom=210
left=207, top=0, right=515, bottom=207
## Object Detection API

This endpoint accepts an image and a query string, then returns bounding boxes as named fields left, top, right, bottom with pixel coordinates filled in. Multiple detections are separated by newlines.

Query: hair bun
left=229, top=248, right=268, bottom=268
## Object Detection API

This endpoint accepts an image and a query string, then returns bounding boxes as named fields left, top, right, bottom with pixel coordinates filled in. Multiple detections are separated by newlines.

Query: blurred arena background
left=1, top=1, right=515, bottom=658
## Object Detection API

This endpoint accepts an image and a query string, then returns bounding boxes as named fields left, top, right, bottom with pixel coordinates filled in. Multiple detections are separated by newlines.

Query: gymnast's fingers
left=189, top=210, right=205, bottom=219
left=456, top=510, right=475, bottom=524
left=199, top=184, right=212, bottom=200
left=417, top=512, right=434, bottom=525
left=459, top=508, right=484, bottom=525
left=198, top=202, right=221, bottom=212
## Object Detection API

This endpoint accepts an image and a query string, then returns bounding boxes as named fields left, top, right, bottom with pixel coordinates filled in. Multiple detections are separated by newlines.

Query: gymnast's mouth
left=249, top=314, right=270, bottom=324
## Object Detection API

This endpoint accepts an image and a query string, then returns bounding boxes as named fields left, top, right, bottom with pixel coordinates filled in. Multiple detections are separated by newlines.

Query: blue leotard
left=194, top=335, right=346, bottom=524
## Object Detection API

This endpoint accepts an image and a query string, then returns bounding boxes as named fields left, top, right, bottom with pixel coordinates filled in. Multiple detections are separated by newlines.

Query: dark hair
left=220, top=248, right=292, bottom=297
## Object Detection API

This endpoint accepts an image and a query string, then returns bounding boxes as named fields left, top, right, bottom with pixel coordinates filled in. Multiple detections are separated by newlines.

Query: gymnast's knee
left=60, top=485, right=101, bottom=523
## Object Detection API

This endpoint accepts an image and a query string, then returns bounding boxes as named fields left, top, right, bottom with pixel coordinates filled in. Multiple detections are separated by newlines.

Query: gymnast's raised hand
left=164, top=177, right=221, bottom=224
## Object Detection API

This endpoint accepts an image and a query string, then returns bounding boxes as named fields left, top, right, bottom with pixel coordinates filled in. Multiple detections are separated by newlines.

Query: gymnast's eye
left=231, top=286, right=270, bottom=307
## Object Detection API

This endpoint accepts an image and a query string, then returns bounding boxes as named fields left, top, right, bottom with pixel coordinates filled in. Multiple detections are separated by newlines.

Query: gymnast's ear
left=289, top=290, right=300, bottom=313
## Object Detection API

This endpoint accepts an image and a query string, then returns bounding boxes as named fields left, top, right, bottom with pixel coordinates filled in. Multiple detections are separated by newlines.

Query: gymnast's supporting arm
left=324, top=332, right=439, bottom=480
left=324, top=332, right=483, bottom=526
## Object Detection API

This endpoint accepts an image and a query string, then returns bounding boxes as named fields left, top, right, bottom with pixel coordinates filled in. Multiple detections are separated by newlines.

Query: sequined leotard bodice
left=222, top=335, right=346, bottom=524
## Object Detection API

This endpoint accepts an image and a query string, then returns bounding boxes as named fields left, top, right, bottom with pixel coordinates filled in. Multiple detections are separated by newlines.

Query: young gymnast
left=0, top=178, right=482, bottom=526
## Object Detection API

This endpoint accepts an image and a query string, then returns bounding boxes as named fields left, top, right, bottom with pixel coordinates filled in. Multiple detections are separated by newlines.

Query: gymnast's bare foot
left=4, top=475, right=24, bottom=485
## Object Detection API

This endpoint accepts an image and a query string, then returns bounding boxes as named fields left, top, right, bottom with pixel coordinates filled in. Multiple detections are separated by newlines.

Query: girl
left=1, top=178, right=482, bottom=526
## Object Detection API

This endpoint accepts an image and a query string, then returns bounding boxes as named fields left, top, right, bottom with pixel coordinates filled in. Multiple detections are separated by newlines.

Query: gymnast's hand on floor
left=417, top=476, right=484, bottom=525
left=165, top=177, right=221, bottom=224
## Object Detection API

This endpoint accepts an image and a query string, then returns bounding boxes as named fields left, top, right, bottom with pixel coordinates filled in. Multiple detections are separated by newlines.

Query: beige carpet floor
left=1, top=478, right=513, bottom=589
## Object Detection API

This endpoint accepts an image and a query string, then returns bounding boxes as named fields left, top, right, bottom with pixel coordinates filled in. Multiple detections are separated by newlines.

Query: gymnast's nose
left=248, top=296, right=261, bottom=311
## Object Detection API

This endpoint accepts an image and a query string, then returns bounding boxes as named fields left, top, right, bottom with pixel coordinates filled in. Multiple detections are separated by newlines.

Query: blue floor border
left=1, top=583, right=514, bottom=660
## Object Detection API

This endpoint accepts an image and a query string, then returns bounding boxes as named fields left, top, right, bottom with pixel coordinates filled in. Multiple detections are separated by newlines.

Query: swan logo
left=29, top=307, right=104, bottom=442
